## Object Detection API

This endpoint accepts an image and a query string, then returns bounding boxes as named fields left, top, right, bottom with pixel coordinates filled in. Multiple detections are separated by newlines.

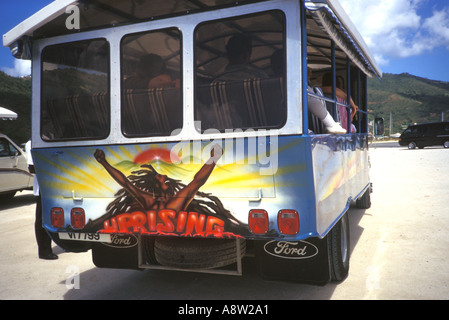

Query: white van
left=0, top=133, right=33, bottom=200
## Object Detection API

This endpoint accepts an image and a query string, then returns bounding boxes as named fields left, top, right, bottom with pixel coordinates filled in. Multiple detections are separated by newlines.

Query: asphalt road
left=1, top=143, right=448, bottom=300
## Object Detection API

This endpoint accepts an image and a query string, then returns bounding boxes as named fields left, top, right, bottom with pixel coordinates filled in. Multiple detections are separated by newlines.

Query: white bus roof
left=3, top=0, right=381, bottom=78
left=3, top=0, right=75, bottom=48
left=305, top=0, right=381, bottom=77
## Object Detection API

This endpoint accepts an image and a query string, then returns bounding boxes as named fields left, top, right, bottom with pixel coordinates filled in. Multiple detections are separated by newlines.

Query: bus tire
left=154, top=236, right=246, bottom=269
left=141, top=235, right=159, bottom=265
left=328, top=213, right=350, bottom=282
left=356, top=187, right=371, bottom=209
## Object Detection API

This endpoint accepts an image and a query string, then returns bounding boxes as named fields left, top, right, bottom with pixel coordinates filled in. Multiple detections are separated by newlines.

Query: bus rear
left=4, top=0, right=381, bottom=284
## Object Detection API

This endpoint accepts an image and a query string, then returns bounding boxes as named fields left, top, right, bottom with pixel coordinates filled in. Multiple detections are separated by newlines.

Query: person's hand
left=94, top=149, right=106, bottom=163
left=351, top=105, right=358, bottom=120
left=208, top=144, right=223, bottom=164
left=212, top=144, right=223, bottom=157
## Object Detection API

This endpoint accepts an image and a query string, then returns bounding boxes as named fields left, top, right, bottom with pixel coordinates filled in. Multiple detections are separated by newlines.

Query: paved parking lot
left=1, top=144, right=448, bottom=300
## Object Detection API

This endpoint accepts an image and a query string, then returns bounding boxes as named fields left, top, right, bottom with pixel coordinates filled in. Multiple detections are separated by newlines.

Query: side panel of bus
left=311, top=134, right=370, bottom=235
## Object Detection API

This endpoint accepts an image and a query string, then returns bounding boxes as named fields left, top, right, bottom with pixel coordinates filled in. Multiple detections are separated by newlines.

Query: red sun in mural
left=133, top=148, right=180, bottom=164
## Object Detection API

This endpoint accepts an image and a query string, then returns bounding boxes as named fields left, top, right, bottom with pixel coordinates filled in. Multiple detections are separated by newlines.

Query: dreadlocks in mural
left=85, top=145, right=247, bottom=238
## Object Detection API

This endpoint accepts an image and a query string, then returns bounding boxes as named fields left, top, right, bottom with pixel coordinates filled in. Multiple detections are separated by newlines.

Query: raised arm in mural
left=93, top=144, right=223, bottom=212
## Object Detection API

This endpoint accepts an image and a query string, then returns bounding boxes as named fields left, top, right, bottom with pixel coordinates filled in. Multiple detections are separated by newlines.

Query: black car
left=399, top=121, right=449, bottom=149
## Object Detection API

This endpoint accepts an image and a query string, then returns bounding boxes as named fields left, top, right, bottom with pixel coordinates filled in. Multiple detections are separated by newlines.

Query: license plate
left=58, top=232, right=111, bottom=243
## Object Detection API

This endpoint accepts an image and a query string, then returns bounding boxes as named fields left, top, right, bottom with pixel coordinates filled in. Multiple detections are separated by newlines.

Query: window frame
left=32, top=0, right=303, bottom=149
left=0, top=138, right=15, bottom=157
left=193, top=9, right=288, bottom=133
left=120, top=27, right=183, bottom=138
left=40, top=37, right=111, bottom=142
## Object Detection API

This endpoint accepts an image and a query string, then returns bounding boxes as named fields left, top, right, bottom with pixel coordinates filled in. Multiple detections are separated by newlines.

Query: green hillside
left=0, top=71, right=31, bottom=144
left=1, top=70, right=449, bottom=142
left=368, top=73, right=449, bottom=134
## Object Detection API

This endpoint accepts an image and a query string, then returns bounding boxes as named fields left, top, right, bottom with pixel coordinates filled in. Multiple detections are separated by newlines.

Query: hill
left=1, top=70, right=449, bottom=141
left=0, top=71, right=31, bottom=144
left=368, top=73, right=449, bottom=134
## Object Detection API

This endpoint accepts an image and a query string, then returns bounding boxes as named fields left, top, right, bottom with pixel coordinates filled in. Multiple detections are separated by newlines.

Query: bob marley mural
left=84, top=145, right=248, bottom=238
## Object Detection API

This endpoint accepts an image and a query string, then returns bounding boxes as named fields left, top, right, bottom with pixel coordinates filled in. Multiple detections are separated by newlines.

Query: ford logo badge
left=263, top=240, right=318, bottom=259
left=103, top=234, right=138, bottom=248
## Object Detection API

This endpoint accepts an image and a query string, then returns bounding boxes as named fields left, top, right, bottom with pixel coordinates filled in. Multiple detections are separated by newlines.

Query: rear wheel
left=408, top=141, right=417, bottom=149
left=141, top=235, right=159, bottom=265
left=328, top=213, right=350, bottom=282
left=444, top=141, right=449, bottom=148
left=356, top=186, right=371, bottom=209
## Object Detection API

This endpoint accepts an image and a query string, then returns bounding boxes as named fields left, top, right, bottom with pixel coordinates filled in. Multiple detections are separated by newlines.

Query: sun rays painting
left=33, top=140, right=283, bottom=200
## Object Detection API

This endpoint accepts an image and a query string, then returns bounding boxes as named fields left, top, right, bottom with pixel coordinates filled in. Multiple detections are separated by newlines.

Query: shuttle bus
left=4, top=0, right=381, bottom=284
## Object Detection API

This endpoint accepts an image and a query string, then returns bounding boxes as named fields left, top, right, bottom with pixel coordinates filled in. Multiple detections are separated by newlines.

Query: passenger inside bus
left=307, top=69, right=346, bottom=134
left=270, top=49, right=283, bottom=77
left=121, top=37, right=183, bottom=137
left=123, top=54, right=179, bottom=90
left=321, top=73, right=358, bottom=133
left=194, top=11, right=287, bottom=131
left=214, top=34, right=269, bottom=81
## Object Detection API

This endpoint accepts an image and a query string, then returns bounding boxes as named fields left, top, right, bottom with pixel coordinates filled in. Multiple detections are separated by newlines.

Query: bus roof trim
left=3, top=0, right=381, bottom=78
left=3, top=0, right=76, bottom=48
left=306, top=0, right=382, bottom=78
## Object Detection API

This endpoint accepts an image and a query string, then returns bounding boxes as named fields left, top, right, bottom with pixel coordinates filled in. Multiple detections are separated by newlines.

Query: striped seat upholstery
left=196, top=77, right=285, bottom=131
left=45, top=92, right=109, bottom=139
left=122, top=87, right=181, bottom=137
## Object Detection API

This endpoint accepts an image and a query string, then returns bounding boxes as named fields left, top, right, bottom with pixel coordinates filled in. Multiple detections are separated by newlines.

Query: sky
left=1, top=0, right=449, bottom=81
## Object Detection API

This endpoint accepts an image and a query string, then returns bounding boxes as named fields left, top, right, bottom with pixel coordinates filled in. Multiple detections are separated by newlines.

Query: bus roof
left=305, top=0, right=381, bottom=77
left=3, top=0, right=74, bottom=48
left=3, top=0, right=381, bottom=78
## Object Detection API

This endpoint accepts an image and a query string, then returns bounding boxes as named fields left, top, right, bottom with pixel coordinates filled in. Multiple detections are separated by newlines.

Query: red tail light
left=50, top=207, right=65, bottom=228
left=278, top=210, right=299, bottom=235
left=248, top=209, right=269, bottom=234
left=71, top=208, right=85, bottom=229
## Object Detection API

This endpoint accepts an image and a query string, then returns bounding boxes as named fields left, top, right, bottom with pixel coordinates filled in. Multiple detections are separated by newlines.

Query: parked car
left=398, top=122, right=449, bottom=149
left=0, top=133, right=33, bottom=200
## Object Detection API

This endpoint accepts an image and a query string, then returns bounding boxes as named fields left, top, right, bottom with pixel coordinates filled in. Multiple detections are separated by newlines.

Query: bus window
left=194, top=10, right=286, bottom=132
left=121, top=28, right=182, bottom=137
left=41, top=39, right=110, bottom=141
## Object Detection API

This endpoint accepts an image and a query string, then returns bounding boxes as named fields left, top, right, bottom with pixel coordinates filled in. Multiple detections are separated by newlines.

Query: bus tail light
left=248, top=209, right=269, bottom=234
left=71, top=208, right=85, bottom=229
left=278, top=210, right=299, bottom=235
left=50, top=207, right=65, bottom=228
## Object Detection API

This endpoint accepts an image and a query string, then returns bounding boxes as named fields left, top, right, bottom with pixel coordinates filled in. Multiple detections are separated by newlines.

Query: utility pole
left=390, top=111, right=393, bottom=137
left=443, top=110, right=449, bottom=121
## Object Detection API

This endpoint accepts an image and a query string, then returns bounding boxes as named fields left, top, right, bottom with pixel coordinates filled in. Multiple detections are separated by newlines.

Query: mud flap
left=255, top=237, right=331, bottom=285
left=91, top=234, right=140, bottom=270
